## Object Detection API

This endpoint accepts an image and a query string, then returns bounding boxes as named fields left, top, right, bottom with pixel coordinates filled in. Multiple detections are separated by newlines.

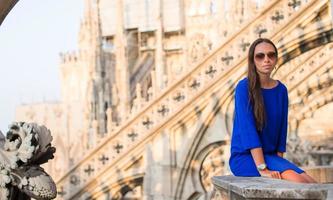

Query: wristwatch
left=257, top=163, right=267, bottom=171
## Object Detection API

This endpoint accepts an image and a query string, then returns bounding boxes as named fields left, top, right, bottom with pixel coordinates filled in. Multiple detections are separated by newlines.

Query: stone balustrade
left=211, top=175, right=333, bottom=200
left=55, top=0, right=321, bottom=198
left=277, top=43, right=333, bottom=124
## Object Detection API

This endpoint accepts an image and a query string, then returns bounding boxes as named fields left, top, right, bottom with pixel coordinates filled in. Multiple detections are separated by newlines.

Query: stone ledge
left=211, top=175, right=333, bottom=200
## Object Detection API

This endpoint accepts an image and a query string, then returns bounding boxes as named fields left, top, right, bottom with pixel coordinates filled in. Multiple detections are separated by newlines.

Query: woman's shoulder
left=234, top=78, right=249, bottom=98
left=277, top=80, right=288, bottom=93
left=235, top=78, right=248, bottom=91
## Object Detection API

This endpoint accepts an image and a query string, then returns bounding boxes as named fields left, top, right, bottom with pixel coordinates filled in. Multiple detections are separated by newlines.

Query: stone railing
left=280, top=43, right=333, bottom=126
left=211, top=175, right=333, bottom=200
left=56, top=0, right=322, bottom=198
left=279, top=43, right=333, bottom=108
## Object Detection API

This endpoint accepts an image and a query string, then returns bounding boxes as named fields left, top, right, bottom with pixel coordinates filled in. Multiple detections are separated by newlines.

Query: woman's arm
left=250, top=147, right=266, bottom=166
left=277, top=86, right=289, bottom=153
left=251, top=147, right=281, bottom=179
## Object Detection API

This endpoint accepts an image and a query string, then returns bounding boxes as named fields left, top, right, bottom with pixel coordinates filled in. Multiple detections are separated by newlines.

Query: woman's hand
left=259, top=169, right=281, bottom=179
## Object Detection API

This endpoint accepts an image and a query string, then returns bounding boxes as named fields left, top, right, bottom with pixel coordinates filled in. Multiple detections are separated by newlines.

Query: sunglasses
left=254, top=52, right=277, bottom=60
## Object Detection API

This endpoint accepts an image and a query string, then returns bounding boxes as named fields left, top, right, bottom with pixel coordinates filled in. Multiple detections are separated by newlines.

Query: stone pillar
left=142, top=131, right=175, bottom=199
left=115, top=0, right=130, bottom=120
left=154, top=0, right=166, bottom=93
left=106, top=108, right=113, bottom=134
left=136, top=83, right=142, bottom=103
left=90, top=120, right=99, bottom=147
left=150, top=70, right=156, bottom=100
left=133, top=83, right=143, bottom=112
left=143, top=143, right=153, bottom=200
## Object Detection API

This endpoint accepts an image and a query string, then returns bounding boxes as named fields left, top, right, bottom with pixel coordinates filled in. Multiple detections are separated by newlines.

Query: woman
left=229, top=38, right=316, bottom=183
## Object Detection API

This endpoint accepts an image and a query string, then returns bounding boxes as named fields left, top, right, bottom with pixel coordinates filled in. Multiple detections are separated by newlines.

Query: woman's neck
left=259, top=75, right=275, bottom=88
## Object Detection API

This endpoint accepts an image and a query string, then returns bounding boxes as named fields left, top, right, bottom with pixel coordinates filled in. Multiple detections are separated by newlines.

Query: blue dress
left=229, top=78, right=304, bottom=176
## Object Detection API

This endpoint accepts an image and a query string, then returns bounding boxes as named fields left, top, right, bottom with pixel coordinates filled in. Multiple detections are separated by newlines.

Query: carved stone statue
left=286, top=135, right=314, bottom=167
left=0, top=122, right=57, bottom=200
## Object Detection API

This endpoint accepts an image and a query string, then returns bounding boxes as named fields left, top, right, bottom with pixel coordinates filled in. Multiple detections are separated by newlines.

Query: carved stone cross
left=84, top=165, right=95, bottom=176
left=254, top=26, right=267, bottom=37
left=189, top=79, right=200, bottom=89
left=221, top=53, right=234, bottom=65
left=205, top=65, right=217, bottom=77
left=240, top=39, right=250, bottom=52
left=142, top=118, right=153, bottom=129
left=114, top=143, right=124, bottom=153
left=271, top=11, right=284, bottom=23
left=157, top=105, right=169, bottom=116
left=288, top=0, right=301, bottom=9
left=128, top=131, right=138, bottom=141
left=173, top=92, right=185, bottom=102
left=99, top=154, right=109, bottom=165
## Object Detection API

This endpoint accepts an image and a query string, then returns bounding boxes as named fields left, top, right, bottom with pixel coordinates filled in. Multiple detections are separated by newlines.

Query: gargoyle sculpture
left=0, top=122, right=57, bottom=200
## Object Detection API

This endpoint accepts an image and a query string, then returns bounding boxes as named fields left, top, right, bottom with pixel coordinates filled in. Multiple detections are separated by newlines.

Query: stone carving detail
left=188, top=78, right=201, bottom=90
left=114, top=143, right=123, bottom=154
left=127, top=131, right=138, bottom=142
left=200, top=145, right=226, bottom=192
left=254, top=24, right=267, bottom=37
left=239, top=39, right=250, bottom=52
left=142, top=117, right=153, bottom=129
left=286, top=134, right=333, bottom=167
left=271, top=11, right=284, bottom=23
left=288, top=0, right=301, bottom=10
left=286, top=135, right=313, bottom=166
left=287, top=136, right=333, bottom=166
left=70, top=175, right=80, bottom=185
left=0, top=122, right=57, bottom=199
left=221, top=53, right=234, bottom=66
left=84, top=165, right=94, bottom=176
left=188, top=34, right=211, bottom=64
left=98, top=155, right=109, bottom=165
left=205, top=65, right=217, bottom=78
left=157, top=105, right=169, bottom=116
left=173, top=91, right=185, bottom=102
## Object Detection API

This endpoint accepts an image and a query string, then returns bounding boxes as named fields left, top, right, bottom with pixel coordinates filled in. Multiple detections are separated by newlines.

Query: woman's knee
left=281, top=170, right=309, bottom=183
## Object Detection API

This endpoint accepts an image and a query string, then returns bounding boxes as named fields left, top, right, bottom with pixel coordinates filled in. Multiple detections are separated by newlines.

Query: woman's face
left=253, top=42, right=277, bottom=76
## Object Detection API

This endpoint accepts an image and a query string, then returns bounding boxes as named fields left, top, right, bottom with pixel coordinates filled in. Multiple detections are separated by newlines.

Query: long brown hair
left=247, top=38, right=278, bottom=132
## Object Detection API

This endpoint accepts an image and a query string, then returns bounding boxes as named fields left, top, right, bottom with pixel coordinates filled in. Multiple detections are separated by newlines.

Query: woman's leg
left=299, top=173, right=318, bottom=183
left=280, top=170, right=309, bottom=183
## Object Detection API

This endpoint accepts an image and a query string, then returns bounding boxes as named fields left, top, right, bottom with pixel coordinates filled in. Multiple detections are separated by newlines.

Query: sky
left=0, top=0, right=83, bottom=132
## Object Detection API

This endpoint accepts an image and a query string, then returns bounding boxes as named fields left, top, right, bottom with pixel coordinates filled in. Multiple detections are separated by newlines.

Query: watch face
left=257, top=163, right=266, bottom=171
